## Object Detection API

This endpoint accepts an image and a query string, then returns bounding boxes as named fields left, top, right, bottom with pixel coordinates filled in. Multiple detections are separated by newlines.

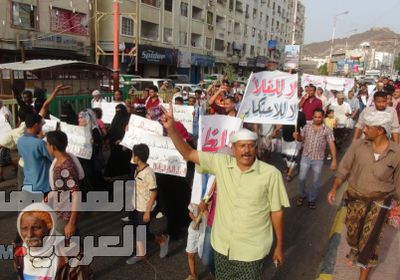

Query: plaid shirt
left=301, top=123, right=335, bottom=160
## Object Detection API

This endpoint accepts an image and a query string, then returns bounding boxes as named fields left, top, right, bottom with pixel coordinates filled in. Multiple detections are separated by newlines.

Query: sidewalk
left=317, top=206, right=400, bottom=280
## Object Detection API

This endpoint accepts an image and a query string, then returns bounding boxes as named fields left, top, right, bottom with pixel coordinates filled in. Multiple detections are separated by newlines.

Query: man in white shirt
left=316, top=87, right=328, bottom=112
left=91, top=90, right=103, bottom=109
left=330, top=93, right=352, bottom=149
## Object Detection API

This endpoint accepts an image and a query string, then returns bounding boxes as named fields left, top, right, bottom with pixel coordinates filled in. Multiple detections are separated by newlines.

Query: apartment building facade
left=0, top=0, right=92, bottom=63
left=0, top=0, right=305, bottom=83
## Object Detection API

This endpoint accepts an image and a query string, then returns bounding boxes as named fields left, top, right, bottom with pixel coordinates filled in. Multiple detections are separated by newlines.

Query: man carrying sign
left=161, top=104, right=290, bottom=279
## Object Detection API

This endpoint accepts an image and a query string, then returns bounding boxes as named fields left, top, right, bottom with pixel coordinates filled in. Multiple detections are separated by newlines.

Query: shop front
left=190, top=53, right=215, bottom=84
left=138, top=45, right=178, bottom=78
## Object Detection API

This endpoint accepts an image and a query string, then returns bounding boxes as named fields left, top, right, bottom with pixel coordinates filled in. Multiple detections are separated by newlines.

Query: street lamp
left=329, top=11, right=349, bottom=60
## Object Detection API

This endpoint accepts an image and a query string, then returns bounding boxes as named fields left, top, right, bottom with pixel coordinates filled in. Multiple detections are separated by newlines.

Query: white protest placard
left=60, top=122, right=93, bottom=160
left=344, top=78, right=355, bottom=94
left=0, top=114, right=12, bottom=144
left=121, top=128, right=187, bottom=177
left=101, top=102, right=118, bottom=124
left=238, top=70, right=299, bottom=125
left=50, top=115, right=60, bottom=122
left=120, top=115, right=163, bottom=149
left=190, top=115, right=242, bottom=204
left=42, top=119, right=58, bottom=134
left=161, top=104, right=194, bottom=134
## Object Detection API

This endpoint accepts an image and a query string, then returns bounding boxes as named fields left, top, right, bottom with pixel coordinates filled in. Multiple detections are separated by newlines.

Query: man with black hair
left=145, top=86, right=163, bottom=111
left=46, top=130, right=82, bottom=237
left=17, top=113, right=52, bottom=194
left=353, top=91, right=399, bottom=144
left=295, top=109, right=337, bottom=209
left=174, top=96, right=184, bottom=105
left=299, top=84, right=323, bottom=122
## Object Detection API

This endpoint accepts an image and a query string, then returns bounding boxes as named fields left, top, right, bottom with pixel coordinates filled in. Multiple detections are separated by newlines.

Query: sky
left=302, top=0, right=400, bottom=44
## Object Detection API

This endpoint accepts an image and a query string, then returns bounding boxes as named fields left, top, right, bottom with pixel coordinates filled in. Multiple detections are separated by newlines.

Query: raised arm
left=160, top=104, right=200, bottom=165
left=39, top=84, right=71, bottom=117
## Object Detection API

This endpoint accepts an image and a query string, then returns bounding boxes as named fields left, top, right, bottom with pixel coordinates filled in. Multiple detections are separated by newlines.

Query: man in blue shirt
left=17, top=113, right=52, bottom=194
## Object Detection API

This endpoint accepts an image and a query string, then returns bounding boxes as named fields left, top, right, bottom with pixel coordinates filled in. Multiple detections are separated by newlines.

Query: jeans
left=201, top=225, right=215, bottom=274
left=298, top=155, right=324, bottom=202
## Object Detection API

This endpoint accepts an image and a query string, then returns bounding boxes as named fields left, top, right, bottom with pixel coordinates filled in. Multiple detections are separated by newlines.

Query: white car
left=175, top=83, right=202, bottom=98
left=128, top=78, right=174, bottom=91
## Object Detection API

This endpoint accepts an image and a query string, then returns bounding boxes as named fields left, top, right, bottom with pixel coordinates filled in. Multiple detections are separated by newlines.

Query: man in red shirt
left=145, top=86, right=163, bottom=111
left=299, top=84, right=323, bottom=122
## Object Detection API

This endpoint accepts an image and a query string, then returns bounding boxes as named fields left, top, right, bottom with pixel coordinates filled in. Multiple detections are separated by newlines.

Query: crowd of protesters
left=0, top=72, right=399, bottom=280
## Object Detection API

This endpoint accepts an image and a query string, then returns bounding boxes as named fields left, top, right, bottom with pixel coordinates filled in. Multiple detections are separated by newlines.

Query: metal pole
left=291, top=0, right=298, bottom=45
left=329, top=16, right=337, bottom=61
left=135, top=0, right=140, bottom=73
left=113, top=0, right=120, bottom=91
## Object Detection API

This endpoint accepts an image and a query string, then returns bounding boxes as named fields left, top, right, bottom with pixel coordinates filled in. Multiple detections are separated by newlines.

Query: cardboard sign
left=238, top=71, right=299, bottom=125
left=60, top=123, right=93, bottom=160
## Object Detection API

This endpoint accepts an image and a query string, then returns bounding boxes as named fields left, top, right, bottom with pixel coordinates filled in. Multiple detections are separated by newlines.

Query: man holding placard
left=160, top=104, right=289, bottom=279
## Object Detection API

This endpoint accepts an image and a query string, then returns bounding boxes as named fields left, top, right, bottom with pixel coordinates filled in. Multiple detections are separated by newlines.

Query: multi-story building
left=0, top=0, right=92, bottom=62
left=0, top=1, right=305, bottom=83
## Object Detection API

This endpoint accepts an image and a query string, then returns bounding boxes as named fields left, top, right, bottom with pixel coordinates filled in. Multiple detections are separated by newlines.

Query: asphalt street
left=0, top=150, right=341, bottom=280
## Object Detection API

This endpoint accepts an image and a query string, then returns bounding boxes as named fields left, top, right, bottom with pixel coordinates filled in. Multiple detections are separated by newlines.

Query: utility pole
left=113, top=0, right=120, bottom=92
left=291, top=0, right=298, bottom=45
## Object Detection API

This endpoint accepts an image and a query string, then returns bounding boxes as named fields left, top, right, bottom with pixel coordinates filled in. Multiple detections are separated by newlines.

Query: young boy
left=46, top=130, right=83, bottom=238
left=185, top=202, right=203, bottom=280
left=126, top=143, right=170, bottom=264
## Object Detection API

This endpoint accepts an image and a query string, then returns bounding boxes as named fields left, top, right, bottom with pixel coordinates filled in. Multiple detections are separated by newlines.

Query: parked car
left=167, top=74, right=190, bottom=83
left=128, top=78, right=174, bottom=91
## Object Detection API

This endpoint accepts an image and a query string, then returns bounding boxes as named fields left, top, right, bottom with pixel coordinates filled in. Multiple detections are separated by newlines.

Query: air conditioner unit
left=206, top=51, right=213, bottom=56
left=208, top=25, right=214, bottom=31
left=261, top=0, right=266, bottom=3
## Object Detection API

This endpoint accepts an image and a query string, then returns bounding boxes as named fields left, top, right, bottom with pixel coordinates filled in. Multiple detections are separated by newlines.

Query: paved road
left=0, top=152, right=340, bottom=280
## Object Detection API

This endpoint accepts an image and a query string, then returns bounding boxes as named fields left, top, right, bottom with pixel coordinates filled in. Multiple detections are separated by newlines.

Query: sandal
left=308, top=201, right=317, bottom=209
left=296, top=197, right=306, bottom=207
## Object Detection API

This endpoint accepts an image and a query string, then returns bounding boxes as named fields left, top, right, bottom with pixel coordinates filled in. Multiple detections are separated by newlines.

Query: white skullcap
left=92, top=90, right=101, bottom=96
left=364, top=110, right=392, bottom=137
left=231, top=128, right=258, bottom=143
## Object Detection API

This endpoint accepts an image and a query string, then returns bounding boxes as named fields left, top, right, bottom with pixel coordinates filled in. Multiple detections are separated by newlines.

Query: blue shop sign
left=191, top=54, right=215, bottom=67
left=139, top=45, right=178, bottom=65
left=268, top=40, right=278, bottom=50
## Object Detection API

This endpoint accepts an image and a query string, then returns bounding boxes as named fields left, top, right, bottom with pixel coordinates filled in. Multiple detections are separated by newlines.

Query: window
left=192, top=6, right=203, bottom=21
left=164, top=0, right=172, bottom=12
left=121, top=16, right=134, bottom=37
left=50, top=8, right=88, bottom=35
left=250, top=45, right=255, bottom=56
left=206, top=37, right=212, bottom=50
left=180, top=32, right=187, bottom=46
left=163, top=28, right=172, bottom=43
left=12, top=1, right=38, bottom=29
left=207, top=11, right=213, bottom=25
left=214, top=39, right=225, bottom=51
left=141, top=21, right=159, bottom=40
left=180, top=2, right=188, bottom=17
left=141, top=0, right=160, bottom=7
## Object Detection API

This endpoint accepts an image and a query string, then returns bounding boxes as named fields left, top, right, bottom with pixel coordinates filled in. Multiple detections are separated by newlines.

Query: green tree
left=318, top=63, right=328, bottom=75
left=223, top=63, right=237, bottom=82
left=394, top=53, right=400, bottom=72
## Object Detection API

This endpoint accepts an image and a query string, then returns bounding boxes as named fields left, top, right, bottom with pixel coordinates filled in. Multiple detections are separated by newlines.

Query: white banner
left=101, top=102, right=118, bottom=124
left=60, top=123, right=93, bottom=160
left=120, top=115, right=163, bottom=149
left=42, top=119, right=59, bottom=134
left=190, top=115, right=242, bottom=204
left=162, top=104, right=194, bottom=134
left=121, top=128, right=187, bottom=177
left=238, top=71, right=299, bottom=125
left=301, top=74, right=355, bottom=94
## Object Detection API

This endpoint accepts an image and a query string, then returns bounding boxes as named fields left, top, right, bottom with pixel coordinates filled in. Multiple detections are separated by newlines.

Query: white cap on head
left=231, top=128, right=258, bottom=143
left=364, top=110, right=392, bottom=137
left=92, top=90, right=101, bottom=96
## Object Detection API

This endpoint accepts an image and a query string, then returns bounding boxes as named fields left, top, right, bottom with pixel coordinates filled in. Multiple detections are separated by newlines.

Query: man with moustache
left=160, top=104, right=289, bottom=279
left=328, top=110, right=400, bottom=280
